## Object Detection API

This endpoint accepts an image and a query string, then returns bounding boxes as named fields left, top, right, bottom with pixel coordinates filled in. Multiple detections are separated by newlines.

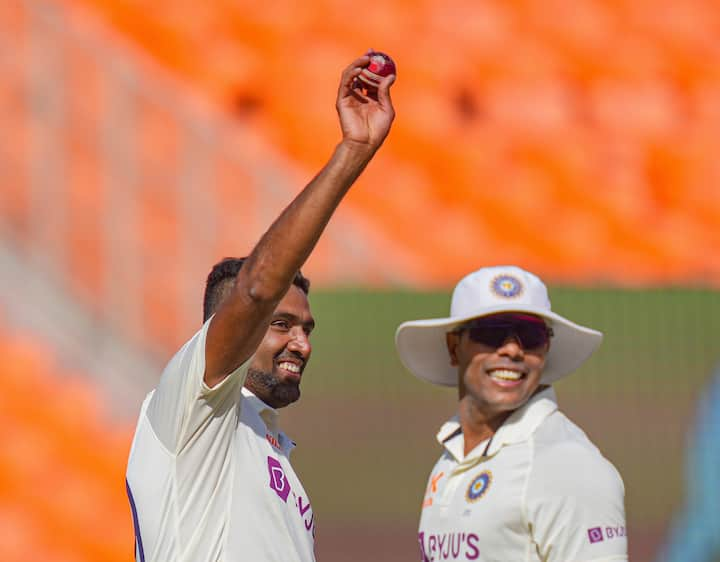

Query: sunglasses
left=457, top=314, right=553, bottom=350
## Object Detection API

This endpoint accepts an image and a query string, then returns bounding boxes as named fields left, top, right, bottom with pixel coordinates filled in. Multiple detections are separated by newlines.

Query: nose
left=497, top=335, right=524, bottom=358
left=287, top=327, right=311, bottom=357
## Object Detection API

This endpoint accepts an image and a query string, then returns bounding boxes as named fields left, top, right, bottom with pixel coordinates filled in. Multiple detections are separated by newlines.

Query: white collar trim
left=241, top=387, right=296, bottom=453
left=436, top=386, right=558, bottom=460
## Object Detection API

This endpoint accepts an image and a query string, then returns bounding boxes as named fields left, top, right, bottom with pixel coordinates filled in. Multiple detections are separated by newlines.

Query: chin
left=480, top=389, right=528, bottom=411
left=245, top=368, right=301, bottom=408
left=273, top=383, right=301, bottom=408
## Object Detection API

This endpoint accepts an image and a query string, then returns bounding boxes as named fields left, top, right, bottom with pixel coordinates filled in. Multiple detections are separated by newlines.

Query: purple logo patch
left=588, top=527, right=604, bottom=544
left=268, top=456, right=291, bottom=502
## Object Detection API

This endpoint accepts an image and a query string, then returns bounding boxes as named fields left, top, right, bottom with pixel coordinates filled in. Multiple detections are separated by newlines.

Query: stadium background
left=1, top=0, right=719, bottom=561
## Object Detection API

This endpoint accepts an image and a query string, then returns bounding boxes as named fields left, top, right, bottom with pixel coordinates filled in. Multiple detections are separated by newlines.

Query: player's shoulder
left=157, top=318, right=213, bottom=380
left=140, top=388, right=156, bottom=412
left=529, top=410, right=624, bottom=494
left=533, top=409, right=602, bottom=457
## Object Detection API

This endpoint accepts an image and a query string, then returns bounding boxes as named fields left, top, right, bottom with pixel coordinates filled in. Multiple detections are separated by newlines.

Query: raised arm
left=204, top=54, right=396, bottom=387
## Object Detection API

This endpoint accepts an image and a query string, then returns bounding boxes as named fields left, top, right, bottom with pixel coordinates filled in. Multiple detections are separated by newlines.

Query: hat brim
left=395, top=304, right=602, bottom=386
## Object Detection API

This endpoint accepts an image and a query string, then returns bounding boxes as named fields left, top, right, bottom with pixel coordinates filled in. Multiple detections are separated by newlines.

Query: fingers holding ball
left=352, top=51, right=397, bottom=97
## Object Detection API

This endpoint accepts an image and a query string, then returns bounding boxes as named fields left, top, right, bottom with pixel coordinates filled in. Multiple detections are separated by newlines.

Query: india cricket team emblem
left=466, top=471, right=492, bottom=502
left=491, top=275, right=523, bottom=298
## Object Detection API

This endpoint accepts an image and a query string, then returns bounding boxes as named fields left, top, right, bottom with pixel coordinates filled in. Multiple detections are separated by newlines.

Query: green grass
left=300, top=287, right=719, bottom=394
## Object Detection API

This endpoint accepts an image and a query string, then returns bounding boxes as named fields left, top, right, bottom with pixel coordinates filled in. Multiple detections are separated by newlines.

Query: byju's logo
left=418, top=532, right=430, bottom=562
left=267, top=456, right=291, bottom=502
left=588, top=527, right=604, bottom=544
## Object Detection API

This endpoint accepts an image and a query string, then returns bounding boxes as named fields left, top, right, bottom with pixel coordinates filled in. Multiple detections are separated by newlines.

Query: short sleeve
left=526, top=441, right=628, bottom=562
left=145, top=316, right=250, bottom=453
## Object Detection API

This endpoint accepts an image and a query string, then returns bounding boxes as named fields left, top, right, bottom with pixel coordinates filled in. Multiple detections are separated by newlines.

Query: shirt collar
left=241, top=387, right=296, bottom=453
left=436, top=417, right=465, bottom=462
left=486, top=386, right=557, bottom=455
left=436, top=386, right=558, bottom=461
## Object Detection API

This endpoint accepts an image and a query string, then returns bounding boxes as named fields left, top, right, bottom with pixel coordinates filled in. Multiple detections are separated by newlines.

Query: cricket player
left=125, top=53, right=396, bottom=562
left=396, top=266, right=628, bottom=562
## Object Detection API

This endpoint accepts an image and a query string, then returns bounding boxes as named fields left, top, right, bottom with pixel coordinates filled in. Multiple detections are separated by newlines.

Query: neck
left=458, top=398, right=514, bottom=456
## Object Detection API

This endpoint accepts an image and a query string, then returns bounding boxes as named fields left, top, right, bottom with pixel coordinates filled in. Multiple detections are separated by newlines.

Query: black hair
left=202, top=257, right=310, bottom=322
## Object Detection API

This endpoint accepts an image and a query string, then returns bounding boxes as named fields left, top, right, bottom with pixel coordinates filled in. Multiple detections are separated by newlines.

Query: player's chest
left=418, top=448, right=530, bottom=560
left=233, top=418, right=316, bottom=536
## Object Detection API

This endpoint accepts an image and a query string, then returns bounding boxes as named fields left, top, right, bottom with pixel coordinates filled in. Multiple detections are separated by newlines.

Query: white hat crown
left=395, top=265, right=604, bottom=387
left=450, top=266, right=551, bottom=319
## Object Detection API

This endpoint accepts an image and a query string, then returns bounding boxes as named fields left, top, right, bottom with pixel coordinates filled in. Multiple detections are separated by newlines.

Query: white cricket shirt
left=418, top=387, right=627, bottom=562
left=126, top=319, right=316, bottom=562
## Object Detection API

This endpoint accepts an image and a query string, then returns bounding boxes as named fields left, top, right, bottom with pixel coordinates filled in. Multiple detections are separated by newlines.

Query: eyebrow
left=273, top=311, right=316, bottom=331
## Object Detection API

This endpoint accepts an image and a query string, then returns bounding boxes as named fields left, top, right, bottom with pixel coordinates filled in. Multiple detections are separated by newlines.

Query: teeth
left=279, top=362, right=300, bottom=374
left=490, top=369, right=522, bottom=381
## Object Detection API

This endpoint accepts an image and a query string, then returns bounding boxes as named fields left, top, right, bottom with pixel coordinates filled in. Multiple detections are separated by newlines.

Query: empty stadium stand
left=2, top=0, right=719, bottom=358
left=1, top=3, right=718, bottom=561
left=0, top=323, right=133, bottom=561
left=59, top=0, right=720, bottom=289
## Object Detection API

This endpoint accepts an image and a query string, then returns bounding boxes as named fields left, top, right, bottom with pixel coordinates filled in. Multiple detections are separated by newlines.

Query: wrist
left=336, top=138, right=377, bottom=161
left=321, top=140, right=376, bottom=188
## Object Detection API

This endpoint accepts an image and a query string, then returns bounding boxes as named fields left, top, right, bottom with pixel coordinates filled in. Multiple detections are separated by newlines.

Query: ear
left=446, top=331, right=460, bottom=366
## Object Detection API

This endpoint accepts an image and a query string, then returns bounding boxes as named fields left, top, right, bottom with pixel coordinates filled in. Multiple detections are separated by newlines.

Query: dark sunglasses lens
left=466, top=325, right=507, bottom=347
left=465, top=317, right=549, bottom=349
left=515, top=324, right=548, bottom=348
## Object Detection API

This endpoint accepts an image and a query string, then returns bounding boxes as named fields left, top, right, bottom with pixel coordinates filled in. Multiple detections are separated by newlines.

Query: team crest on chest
left=491, top=275, right=523, bottom=298
left=466, top=470, right=492, bottom=502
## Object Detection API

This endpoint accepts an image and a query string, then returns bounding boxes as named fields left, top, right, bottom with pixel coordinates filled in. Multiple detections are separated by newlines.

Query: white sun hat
left=395, top=266, right=603, bottom=386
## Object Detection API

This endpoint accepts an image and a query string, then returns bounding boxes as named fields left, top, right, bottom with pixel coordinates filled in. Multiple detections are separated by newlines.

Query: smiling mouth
left=277, top=361, right=302, bottom=376
left=488, top=369, right=525, bottom=382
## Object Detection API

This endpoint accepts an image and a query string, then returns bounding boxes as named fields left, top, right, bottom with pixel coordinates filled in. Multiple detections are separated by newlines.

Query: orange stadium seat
left=2, top=0, right=719, bottom=355
left=0, top=329, right=133, bottom=562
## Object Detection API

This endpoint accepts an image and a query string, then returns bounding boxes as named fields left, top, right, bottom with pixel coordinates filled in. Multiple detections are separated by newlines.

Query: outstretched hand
left=336, top=53, right=396, bottom=152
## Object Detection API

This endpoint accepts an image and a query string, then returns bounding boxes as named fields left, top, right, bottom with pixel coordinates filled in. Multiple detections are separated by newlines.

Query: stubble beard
left=245, top=367, right=301, bottom=409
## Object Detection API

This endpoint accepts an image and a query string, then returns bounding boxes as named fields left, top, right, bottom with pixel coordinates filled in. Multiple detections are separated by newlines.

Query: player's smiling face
left=447, top=316, right=548, bottom=418
left=245, top=285, right=315, bottom=409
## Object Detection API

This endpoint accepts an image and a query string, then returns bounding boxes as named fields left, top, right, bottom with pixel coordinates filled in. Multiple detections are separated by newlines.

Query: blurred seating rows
left=63, top=0, right=720, bottom=285
left=2, top=0, right=719, bottom=354
left=0, top=5, right=717, bottom=560
left=0, top=318, right=132, bottom=561
left=1, top=0, right=423, bottom=353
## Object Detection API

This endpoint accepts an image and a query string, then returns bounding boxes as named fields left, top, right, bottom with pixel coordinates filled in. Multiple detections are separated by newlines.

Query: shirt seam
left=199, top=361, right=246, bottom=396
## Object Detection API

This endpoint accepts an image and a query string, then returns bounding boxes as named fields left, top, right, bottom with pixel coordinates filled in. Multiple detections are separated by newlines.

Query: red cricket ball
left=357, top=51, right=396, bottom=91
